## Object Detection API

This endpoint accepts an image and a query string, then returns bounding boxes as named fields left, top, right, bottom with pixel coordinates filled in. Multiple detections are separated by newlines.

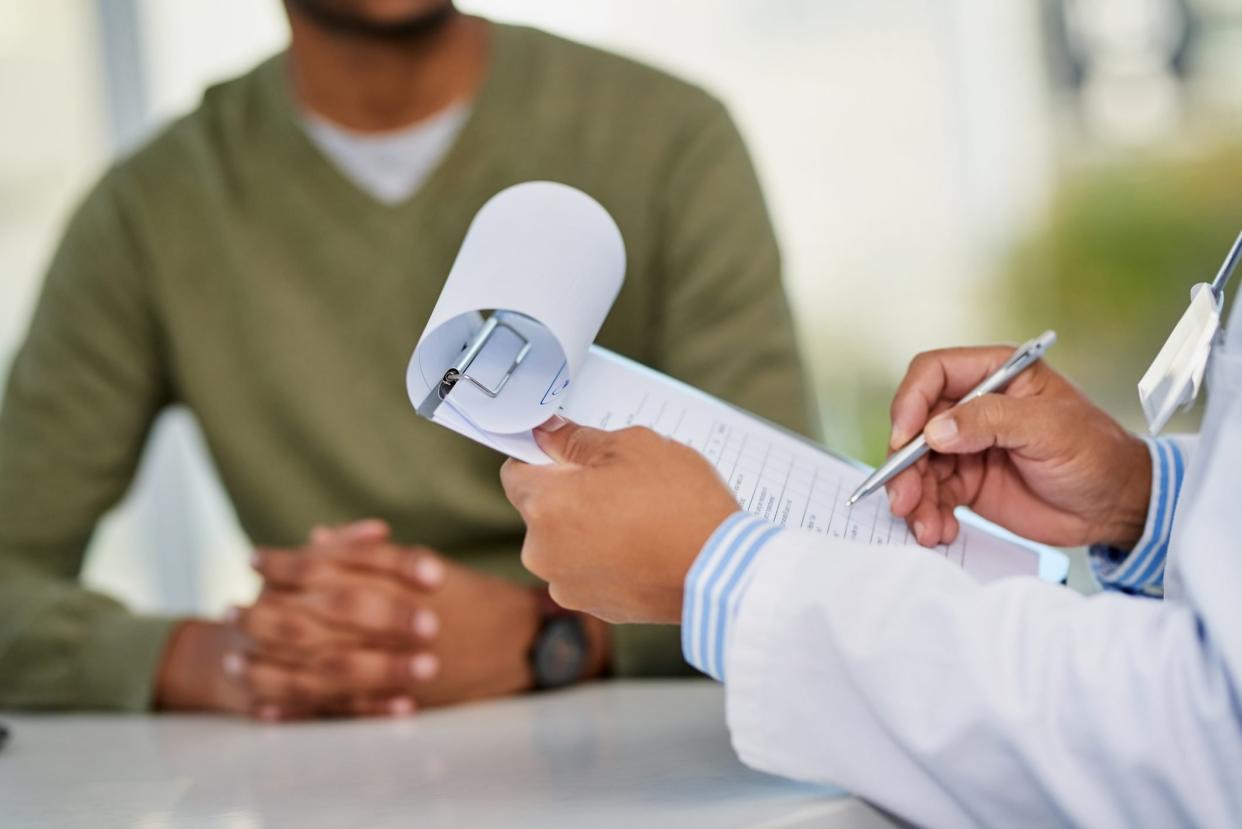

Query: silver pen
left=847, top=330, right=1058, bottom=506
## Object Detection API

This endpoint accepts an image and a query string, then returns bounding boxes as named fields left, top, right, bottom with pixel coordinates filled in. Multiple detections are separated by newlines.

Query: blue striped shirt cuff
left=682, top=511, right=782, bottom=682
left=1089, top=436, right=1186, bottom=595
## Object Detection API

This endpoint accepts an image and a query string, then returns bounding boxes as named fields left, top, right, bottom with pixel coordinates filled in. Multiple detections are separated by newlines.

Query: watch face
left=532, top=615, right=588, bottom=689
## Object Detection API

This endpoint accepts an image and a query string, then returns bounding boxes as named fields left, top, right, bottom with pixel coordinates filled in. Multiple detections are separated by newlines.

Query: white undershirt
left=301, top=102, right=472, bottom=205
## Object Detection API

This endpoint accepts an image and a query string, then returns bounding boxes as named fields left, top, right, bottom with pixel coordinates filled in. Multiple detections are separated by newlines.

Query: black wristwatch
left=529, top=591, right=589, bottom=690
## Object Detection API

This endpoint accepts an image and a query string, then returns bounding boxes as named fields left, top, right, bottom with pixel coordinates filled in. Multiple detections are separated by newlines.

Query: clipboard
left=406, top=182, right=1070, bottom=585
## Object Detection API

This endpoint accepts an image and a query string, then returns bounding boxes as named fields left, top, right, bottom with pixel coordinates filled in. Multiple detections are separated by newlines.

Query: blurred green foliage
left=996, top=142, right=1242, bottom=430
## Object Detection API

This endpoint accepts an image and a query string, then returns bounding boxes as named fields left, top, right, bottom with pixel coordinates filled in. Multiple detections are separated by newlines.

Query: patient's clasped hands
left=504, top=347, right=1156, bottom=625
left=157, top=520, right=570, bottom=720
left=227, top=520, right=446, bottom=720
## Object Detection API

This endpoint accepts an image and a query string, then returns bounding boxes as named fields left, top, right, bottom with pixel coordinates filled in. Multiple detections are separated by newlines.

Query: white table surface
left=0, top=680, right=900, bottom=829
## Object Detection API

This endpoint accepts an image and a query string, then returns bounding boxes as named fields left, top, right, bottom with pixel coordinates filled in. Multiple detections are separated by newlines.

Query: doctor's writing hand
left=886, top=346, right=1152, bottom=549
left=501, top=419, right=737, bottom=624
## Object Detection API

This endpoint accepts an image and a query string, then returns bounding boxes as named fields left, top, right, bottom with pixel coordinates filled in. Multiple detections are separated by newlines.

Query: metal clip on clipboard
left=416, top=313, right=533, bottom=419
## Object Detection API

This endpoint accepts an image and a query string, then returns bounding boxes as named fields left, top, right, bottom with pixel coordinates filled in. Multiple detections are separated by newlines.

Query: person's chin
left=354, top=0, right=454, bottom=25
left=287, top=0, right=457, bottom=38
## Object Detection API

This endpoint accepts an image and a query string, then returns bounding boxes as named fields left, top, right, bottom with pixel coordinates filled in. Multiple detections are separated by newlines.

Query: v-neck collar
left=254, top=22, right=530, bottom=232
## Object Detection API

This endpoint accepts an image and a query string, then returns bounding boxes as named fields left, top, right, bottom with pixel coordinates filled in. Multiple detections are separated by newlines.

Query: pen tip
left=847, top=494, right=859, bottom=506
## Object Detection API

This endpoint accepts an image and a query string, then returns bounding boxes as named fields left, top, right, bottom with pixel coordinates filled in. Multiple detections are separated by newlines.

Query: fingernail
left=884, top=486, right=896, bottom=511
left=536, top=414, right=568, bottom=433
left=250, top=549, right=264, bottom=569
left=309, top=526, right=330, bottom=544
left=409, top=653, right=439, bottom=681
left=223, top=606, right=241, bottom=624
left=223, top=651, right=245, bottom=676
left=890, top=422, right=906, bottom=449
left=388, top=697, right=415, bottom=716
left=925, top=416, right=958, bottom=446
left=352, top=518, right=389, bottom=537
left=912, top=521, right=927, bottom=544
left=257, top=704, right=282, bottom=722
left=412, top=608, right=440, bottom=638
left=414, top=556, right=445, bottom=587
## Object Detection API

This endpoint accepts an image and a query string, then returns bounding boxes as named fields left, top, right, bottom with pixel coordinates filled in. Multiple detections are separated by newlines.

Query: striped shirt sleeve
left=682, top=511, right=782, bottom=681
left=1089, top=435, right=1188, bottom=596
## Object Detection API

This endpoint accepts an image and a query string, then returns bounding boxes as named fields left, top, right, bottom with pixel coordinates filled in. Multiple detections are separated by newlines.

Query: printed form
left=409, top=184, right=1058, bottom=584
left=435, top=348, right=1043, bottom=583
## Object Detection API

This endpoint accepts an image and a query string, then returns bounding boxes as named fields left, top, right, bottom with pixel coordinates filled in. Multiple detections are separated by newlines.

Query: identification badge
left=1139, top=283, right=1221, bottom=435
left=1139, top=231, right=1241, bottom=435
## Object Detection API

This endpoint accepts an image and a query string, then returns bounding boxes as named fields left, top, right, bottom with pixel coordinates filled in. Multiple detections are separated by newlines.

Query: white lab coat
left=723, top=311, right=1242, bottom=826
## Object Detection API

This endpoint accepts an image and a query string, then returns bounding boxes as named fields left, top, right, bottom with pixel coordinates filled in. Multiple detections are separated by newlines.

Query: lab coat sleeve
left=1089, top=434, right=1198, bottom=595
left=684, top=517, right=1242, bottom=827
left=682, top=512, right=781, bottom=681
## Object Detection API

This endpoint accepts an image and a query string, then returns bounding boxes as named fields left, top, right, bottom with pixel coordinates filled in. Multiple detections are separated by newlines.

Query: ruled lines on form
left=576, top=384, right=969, bottom=568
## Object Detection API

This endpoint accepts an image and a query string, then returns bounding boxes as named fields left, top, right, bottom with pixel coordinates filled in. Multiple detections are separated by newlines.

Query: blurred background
left=2, top=0, right=1240, bottom=614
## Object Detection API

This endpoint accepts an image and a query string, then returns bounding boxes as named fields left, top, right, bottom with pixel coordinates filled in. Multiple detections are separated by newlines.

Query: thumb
left=533, top=416, right=613, bottom=465
left=923, top=394, right=1052, bottom=455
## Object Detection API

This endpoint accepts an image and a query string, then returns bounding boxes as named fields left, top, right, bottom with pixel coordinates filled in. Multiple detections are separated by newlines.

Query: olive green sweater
left=0, top=24, right=813, bottom=710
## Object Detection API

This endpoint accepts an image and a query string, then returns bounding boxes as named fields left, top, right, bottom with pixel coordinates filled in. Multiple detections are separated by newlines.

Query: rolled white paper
left=407, top=181, right=626, bottom=435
